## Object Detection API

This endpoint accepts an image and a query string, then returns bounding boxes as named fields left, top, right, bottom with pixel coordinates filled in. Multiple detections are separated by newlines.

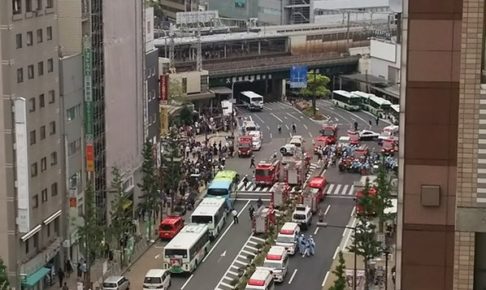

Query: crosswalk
left=324, top=183, right=355, bottom=196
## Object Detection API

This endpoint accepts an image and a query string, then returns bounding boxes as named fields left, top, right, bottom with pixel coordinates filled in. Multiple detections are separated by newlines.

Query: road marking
left=270, top=133, right=273, bottom=139
left=326, top=184, right=335, bottom=194
left=221, top=250, right=226, bottom=257
left=288, top=269, right=298, bottom=284
left=324, top=204, right=331, bottom=216
left=220, top=281, right=235, bottom=289
left=287, top=112, right=300, bottom=121
left=347, top=185, right=355, bottom=195
left=271, top=113, right=283, bottom=122
left=228, top=270, right=239, bottom=276
left=334, top=184, right=342, bottom=194
left=266, top=125, right=270, bottom=131
left=245, top=245, right=258, bottom=251
left=342, top=185, right=349, bottom=195
left=154, top=254, right=161, bottom=259
left=180, top=274, right=194, bottom=290
left=350, top=206, right=356, bottom=217
left=234, top=260, right=247, bottom=266
left=202, top=200, right=250, bottom=263
left=343, top=218, right=357, bottom=247
left=308, top=132, right=313, bottom=138
left=322, top=271, right=330, bottom=286
left=303, top=124, right=308, bottom=130
left=285, top=125, right=290, bottom=130
left=254, top=114, right=264, bottom=123
left=313, top=227, right=319, bottom=235
left=333, top=247, right=340, bottom=259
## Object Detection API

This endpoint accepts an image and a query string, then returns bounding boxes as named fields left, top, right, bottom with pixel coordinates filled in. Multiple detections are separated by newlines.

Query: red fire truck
left=237, top=135, right=253, bottom=157
left=270, top=182, right=290, bottom=208
left=255, top=159, right=281, bottom=186
left=301, top=177, right=327, bottom=213
left=283, top=159, right=308, bottom=186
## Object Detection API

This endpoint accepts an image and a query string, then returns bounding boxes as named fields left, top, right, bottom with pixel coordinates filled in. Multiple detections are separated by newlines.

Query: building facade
left=398, top=0, right=486, bottom=289
left=160, top=0, right=199, bottom=22
left=0, top=1, right=64, bottom=289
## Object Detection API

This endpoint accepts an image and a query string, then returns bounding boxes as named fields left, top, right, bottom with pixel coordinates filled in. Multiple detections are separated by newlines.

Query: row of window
left=29, top=90, right=55, bottom=112
left=67, top=104, right=81, bottom=121
left=31, top=182, right=57, bottom=209
left=17, top=59, right=54, bottom=83
left=16, top=27, right=52, bottom=49
left=13, top=0, right=54, bottom=15
left=25, top=218, right=59, bottom=255
left=30, top=151, right=57, bottom=177
left=29, top=122, right=56, bottom=146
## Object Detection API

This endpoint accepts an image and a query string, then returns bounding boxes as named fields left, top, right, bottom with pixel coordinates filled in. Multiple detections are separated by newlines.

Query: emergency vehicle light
left=280, top=229, right=293, bottom=234
left=248, top=279, right=265, bottom=286
left=266, top=254, right=282, bottom=260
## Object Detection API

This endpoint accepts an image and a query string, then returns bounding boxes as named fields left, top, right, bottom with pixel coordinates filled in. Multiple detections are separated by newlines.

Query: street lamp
left=316, top=221, right=357, bottom=290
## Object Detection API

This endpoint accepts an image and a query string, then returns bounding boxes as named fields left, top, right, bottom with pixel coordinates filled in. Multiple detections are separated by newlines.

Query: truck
left=237, top=135, right=253, bottom=157
left=353, top=175, right=378, bottom=216
left=255, top=159, right=281, bottom=186
left=314, top=124, right=338, bottom=150
left=283, top=159, right=308, bottom=186
left=270, top=182, right=290, bottom=208
left=302, top=176, right=327, bottom=213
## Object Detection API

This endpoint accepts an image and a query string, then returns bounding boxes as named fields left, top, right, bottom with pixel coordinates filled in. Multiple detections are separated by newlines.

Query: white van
left=276, top=222, right=300, bottom=255
left=258, top=246, right=289, bottom=282
left=245, top=269, right=275, bottom=290
left=292, top=204, right=312, bottom=230
left=289, top=135, right=304, bottom=147
left=143, top=269, right=171, bottom=290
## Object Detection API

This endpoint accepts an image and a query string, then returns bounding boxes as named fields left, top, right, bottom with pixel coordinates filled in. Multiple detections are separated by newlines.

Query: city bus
left=207, top=179, right=237, bottom=208
left=350, top=91, right=371, bottom=110
left=331, top=90, right=361, bottom=111
left=190, top=197, right=227, bottom=239
left=162, top=224, right=211, bottom=274
left=240, top=91, right=264, bottom=111
left=352, top=91, right=392, bottom=118
left=389, top=104, right=399, bottom=125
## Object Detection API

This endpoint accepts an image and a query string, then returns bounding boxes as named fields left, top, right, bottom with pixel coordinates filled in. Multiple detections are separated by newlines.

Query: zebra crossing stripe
left=348, top=185, right=355, bottom=195
left=326, top=184, right=335, bottom=194
left=342, top=185, right=349, bottom=196
left=333, top=184, right=342, bottom=195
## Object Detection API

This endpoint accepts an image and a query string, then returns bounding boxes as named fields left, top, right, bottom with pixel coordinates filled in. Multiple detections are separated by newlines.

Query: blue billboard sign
left=289, top=65, right=308, bottom=88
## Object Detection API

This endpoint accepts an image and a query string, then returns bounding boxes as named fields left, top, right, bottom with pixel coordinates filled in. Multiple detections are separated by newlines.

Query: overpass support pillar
left=269, top=78, right=284, bottom=102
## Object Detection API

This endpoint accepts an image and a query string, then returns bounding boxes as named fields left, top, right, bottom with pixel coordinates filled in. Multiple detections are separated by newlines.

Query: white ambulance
left=258, top=246, right=289, bottom=282
left=275, top=222, right=300, bottom=255
left=245, top=269, right=275, bottom=290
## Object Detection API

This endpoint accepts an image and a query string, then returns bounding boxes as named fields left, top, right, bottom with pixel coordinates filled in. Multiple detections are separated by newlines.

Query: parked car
left=103, top=276, right=130, bottom=290
left=359, top=130, right=380, bottom=141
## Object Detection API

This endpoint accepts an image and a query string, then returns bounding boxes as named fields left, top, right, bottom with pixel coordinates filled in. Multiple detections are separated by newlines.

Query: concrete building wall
left=369, top=39, right=401, bottom=82
left=103, top=0, right=145, bottom=184
left=146, top=49, right=160, bottom=144
left=57, top=0, right=83, bottom=56
left=208, top=0, right=258, bottom=20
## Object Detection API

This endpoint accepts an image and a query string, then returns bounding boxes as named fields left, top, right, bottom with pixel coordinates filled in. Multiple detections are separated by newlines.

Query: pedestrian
left=58, top=268, right=65, bottom=288
left=250, top=156, right=255, bottom=168
left=256, top=197, right=263, bottom=209
left=278, top=124, right=282, bottom=134
left=375, top=116, right=379, bottom=126
left=308, top=235, right=316, bottom=256
left=249, top=205, right=255, bottom=220
left=299, top=234, right=306, bottom=256
left=232, top=209, right=239, bottom=224
left=80, top=261, right=87, bottom=279
left=368, top=120, right=372, bottom=126
left=353, top=121, right=358, bottom=131
left=62, top=282, right=69, bottom=290
left=292, top=123, right=296, bottom=134
left=65, top=260, right=73, bottom=278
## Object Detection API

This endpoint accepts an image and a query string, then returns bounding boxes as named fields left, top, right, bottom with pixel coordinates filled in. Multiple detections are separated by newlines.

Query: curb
left=122, top=240, right=156, bottom=275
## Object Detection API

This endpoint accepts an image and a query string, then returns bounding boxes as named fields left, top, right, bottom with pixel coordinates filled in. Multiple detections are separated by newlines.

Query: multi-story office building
left=160, top=0, right=199, bottom=22
left=398, top=0, right=486, bottom=289
left=0, top=1, right=64, bottom=289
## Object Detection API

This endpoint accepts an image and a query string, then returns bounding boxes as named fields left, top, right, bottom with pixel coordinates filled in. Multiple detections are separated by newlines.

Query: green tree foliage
left=329, top=251, right=346, bottom=290
left=108, top=167, right=133, bottom=266
left=0, top=259, right=9, bottom=290
left=169, top=79, right=186, bottom=104
left=300, top=72, right=331, bottom=99
left=160, top=128, right=182, bottom=201
left=179, top=105, right=193, bottom=126
left=138, top=140, right=160, bottom=219
left=374, top=164, right=394, bottom=233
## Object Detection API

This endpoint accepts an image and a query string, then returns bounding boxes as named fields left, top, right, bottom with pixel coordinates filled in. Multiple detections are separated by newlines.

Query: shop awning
left=185, top=92, right=215, bottom=101
left=210, top=86, right=233, bottom=95
left=22, top=267, right=50, bottom=287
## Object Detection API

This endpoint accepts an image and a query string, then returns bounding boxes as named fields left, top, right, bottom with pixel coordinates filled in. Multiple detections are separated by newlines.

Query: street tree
left=356, top=177, right=377, bottom=219
left=108, top=167, right=133, bottom=266
left=179, top=105, right=193, bottom=126
left=329, top=251, right=346, bottom=290
left=160, top=128, right=182, bottom=210
left=374, top=164, right=395, bottom=233
left=348, top=219, right=383, bottom=290
left=0, top=259, right=9, bottom=290
left=138, top=140, right=160, bottom=240
left=169, top=79, right=186, bottom=104
left=78, top=182, right=105, bottom=290
left=300, top=72, right=331, bottom=99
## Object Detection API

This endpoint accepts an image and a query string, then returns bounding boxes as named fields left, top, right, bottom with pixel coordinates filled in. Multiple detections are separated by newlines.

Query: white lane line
left=342, top=185, right=349, bottom=195
left=308, top=132, right=313, bottom=138
left=266, top=125, right=270, bottom=130
left=288, top=269, right=298, bottom=284
left=202, top=200, right=250, bottom=263
left=324, top=204, right=331, bottom=216
left=234, top=260, right=247, bottom=266
left=347, top=185, right=355, bottom=195
left=228, top=270, right=239, bottom=276
left=219, top=281, right=235, bottom=289
left=271, top=113, right=283, bottom=122
left=245, top=245, right=259, bottom=251
left=343, top=218, right=357, bottom=247
left=333, top=247, right=340, bottom=260
left=252, top=236, right=266, bottom=242
left=241, top=249, right=254, bottom=255
left=270, top=133, right=273, bottom=139
left=303, top=124, right=308, bottom=130
left=287, top=112, right=300, bottom=121
left=350, top=206, right=356, bottom=217
left=237, top=198, right=271, bottom=201
left=254, top=114, right=264, bottom=123
left=322, top=271, right=330, bottom=286
left=334, top=184, right=342, bottom=195
left=285, top=125, right=290, bottom=130
left=180, top=274, right=194, bottom=290
left=313, top=227, right=319, bottom=235
left=326, top=184, right=335, bottom=195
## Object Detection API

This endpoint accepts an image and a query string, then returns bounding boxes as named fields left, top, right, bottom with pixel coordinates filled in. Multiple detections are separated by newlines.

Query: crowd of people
left=297, top=234, right=316, bottom=257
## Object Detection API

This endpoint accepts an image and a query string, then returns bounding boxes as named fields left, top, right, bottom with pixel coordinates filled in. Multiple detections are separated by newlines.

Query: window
left=50, top=151, right=57, bottom=166
left=51, top=182, right=58, bottom=196
left=46, top=0, right=53, bottom=8
left=47, top=223, right=50, bottom=237
left=25, top=240, right=29, bottom=254
left=30, top=130, right=36, bottom=145
left=67, top=107, right=76, bottom=121
left=17, top=68, right=23, bottom=83
left=48, top=90, right=55, bottom=103
left=29, top=97, right=35, bottom=112
left=32, top=195, right=38, bottom=209
left=28, top=65, right=34, bottom=79
left=40, top=125, right=46, bottom=140
left=49, top=121, right=56, bottom=135
left=38, top=61, right=44, bottom=76
left=31, top=163, right=38, bottom=177
left=13, top=0, right=21, bottom=14
left=41, top=157, right=47, bottom=171
left=36, top=29, right=43, bottom=43
left=41, top=188, right=48, bottom=202
left=26, top=31, right=33, bottom=46
left=16, top=34, right=22, bottom=49
left=37, top=0, right=42, bottom=10
left=26, top=0, right=33, bottom=12
left=68, top=139, right=81, bottom=156
left=54, top=218, right=59, bottom=235
left=46, top=26, right=52, bottom=40
left=33, top=233, right=39, bottom=249
left=47, top=58, right=53, bottom=72
left=39, top=94, right=45, bottom=108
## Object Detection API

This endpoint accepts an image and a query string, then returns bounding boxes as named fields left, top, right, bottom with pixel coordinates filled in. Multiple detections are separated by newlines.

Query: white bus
left=352, top=91, right=392, bottom=118
left=240, top=91, right=264, bottom=111
left=332, top=90, right=361, bottom=111
left=389, top=104, right=399, bottom=125
left=162, top=224, right=211, bottom=274
left=190, top=197, right=227, bottom=239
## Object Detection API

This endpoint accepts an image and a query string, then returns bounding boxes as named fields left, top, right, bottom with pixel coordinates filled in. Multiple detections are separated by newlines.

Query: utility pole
left=312, top=69, right=317, bottom=116
left=196, top=25, right=202, bottom=71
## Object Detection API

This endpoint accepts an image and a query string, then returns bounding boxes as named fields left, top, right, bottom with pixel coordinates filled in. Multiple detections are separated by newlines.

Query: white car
left=359, top=130, right=380, bottom=141
left=248, top=131, right=262, bottom=150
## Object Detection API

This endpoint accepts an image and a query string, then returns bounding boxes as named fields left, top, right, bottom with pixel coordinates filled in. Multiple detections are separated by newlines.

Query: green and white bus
left=332, top=90, right=361, bottom=111
left=353, top=91, right=392, bottom=118
left=162, top=224, right=211, bottom=274
left=389, top=104, right=399, bottom=125
left=190, top=197, right=227, bottom=239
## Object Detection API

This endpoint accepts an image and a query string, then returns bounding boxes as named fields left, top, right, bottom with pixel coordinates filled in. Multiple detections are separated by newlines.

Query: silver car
left=103, top=276, right=130, bottom=290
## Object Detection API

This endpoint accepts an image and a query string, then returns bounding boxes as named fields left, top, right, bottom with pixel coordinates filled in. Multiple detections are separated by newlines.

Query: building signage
left=83, top=35, right=95, bottom=173
left=289, top=65, right=308, bottom=88
left=160, top=74, right=169, bottom=104
left=160, top=106, right=169, bottom=136
left=14, top=98, right=31, bottom=233
left=86, top=144, right=95, bottom=172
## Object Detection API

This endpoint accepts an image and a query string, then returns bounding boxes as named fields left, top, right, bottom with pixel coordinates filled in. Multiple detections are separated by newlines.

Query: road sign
left=290, top=65, right=308, bottom=88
